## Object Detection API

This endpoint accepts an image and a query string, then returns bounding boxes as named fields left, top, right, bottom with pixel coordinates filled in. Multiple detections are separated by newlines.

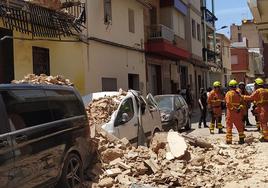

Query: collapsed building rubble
left=12, top=74, right=74, bottom=86
left=12, top=75, right=263, bottom=187
left=86, top=127, right=260, bottom=188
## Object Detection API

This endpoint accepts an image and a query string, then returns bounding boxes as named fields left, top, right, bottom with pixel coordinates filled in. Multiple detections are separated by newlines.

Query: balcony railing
left=201, top=7, right=217, bottom=27
left=148, top=24, right=175, bottom=42
left=203, top=48, right=217, bottom=62
left=62, top=1, right=86, bottom=24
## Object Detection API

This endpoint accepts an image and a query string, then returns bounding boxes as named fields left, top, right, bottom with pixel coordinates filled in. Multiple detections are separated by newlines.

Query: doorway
left=0, top=28, right=14, bottom=84
left=128, top=74, right=140, bottom=91
left=149, top=64, right=162, bottom=95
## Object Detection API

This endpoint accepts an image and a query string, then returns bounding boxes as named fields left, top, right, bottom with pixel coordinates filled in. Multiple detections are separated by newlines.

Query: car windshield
left=154, top=96, right=173, bottom=111
left=246, top=84, right=254, bottom=93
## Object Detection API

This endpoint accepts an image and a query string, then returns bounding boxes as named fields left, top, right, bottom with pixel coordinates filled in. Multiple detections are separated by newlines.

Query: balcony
left=203, top=48, right=217, bottom=62
left=148, top=24, right=175, bottom=42
left=146, top=24, right=190, bottom=59
left=62, top=1, right=86, bottom=24
left=201, top=7, right=217, bottom=27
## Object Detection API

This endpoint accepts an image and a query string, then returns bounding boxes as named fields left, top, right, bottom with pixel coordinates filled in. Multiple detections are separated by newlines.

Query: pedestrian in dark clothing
left=199, top=88, right=208, bottom=128
left=185, top=85, right=193, bottom=115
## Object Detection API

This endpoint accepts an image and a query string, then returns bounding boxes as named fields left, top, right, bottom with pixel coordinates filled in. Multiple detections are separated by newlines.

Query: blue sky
left=207, top=0, right=253, bottom=38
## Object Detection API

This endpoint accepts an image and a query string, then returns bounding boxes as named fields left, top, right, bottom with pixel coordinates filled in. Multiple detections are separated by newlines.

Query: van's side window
left=115, top=98, right=134, bottom=126
left=1, top=90, right=53, bottom=130
left=45, top=90, right=83, bottom=120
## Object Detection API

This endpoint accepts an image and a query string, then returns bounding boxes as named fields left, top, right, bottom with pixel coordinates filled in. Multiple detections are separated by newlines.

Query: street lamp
left=216, top=25, right=228, bottom=31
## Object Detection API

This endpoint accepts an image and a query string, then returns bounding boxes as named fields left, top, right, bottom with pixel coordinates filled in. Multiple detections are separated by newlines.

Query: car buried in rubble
left=82, top=90, right=162, bottom=146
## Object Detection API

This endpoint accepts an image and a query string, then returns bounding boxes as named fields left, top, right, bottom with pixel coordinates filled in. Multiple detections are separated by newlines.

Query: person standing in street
left=225, top=80, right=245, bottom=144
left=237, top=82, right=252, bottom=127
left=198, top=88, right=208, bottom=128
left=243, top=78, right=268, bottom=142
left=185, top=84, right=193, bottom=116
left=207, top=81, right=224, bottom=134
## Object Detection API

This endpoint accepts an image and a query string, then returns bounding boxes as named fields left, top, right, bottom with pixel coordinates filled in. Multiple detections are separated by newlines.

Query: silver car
left=154, top=95, right=191, bottom=131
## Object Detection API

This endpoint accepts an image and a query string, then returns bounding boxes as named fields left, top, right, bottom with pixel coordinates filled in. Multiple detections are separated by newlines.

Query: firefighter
left=225, top=80, right=245, bottom=144
left=243, top=78, right=268, bottom=142
left=207, top=81, right=224, bottom=134
left=237, top=82, right=252, bottom=127
left=252, top=101, right=261, bottom=131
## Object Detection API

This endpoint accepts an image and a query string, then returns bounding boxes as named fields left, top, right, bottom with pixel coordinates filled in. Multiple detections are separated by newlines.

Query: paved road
left=188, top=108, right=268, bottom=188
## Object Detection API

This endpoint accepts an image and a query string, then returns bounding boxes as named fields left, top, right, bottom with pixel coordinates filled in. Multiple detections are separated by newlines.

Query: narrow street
left=188, top=108, right=268, bottom=187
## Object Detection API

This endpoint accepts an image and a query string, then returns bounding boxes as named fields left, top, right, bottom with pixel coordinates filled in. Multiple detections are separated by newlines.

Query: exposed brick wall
left=231, top=48, right=249, bottom=71
left=231, top=72, right=246, bottom=83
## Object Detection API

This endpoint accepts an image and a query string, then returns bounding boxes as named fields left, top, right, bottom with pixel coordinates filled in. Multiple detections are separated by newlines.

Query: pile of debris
left=87, top=131, right=259, bottom=188
left=12, top=74, right=74, bottom=86
left=85, top=89, right=127, bottom=126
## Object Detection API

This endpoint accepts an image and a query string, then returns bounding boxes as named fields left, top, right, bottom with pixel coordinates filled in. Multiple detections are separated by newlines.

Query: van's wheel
left=174, top=120, right=179, bottom=132
left=57, top=153, right=83, bottom=188
left=185, top=117, right=191, bottom=130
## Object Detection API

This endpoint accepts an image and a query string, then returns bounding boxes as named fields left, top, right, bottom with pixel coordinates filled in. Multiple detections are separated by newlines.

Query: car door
left=114, top=96, right=138, bottom=144
left=174, top=96, right=184, bottom=127
left=178, top=96, right=189, bottom=125
left=1, top=89, right=61, bottom=188
left=0, top=94, right=15, bottom=188
left=143, top=94, right=161, bottom=134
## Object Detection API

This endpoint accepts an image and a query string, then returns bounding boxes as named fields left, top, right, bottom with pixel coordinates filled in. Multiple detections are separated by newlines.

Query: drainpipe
left=202, top=0, right=208, bottom=88
left=212, top=0, right=217, bottom=78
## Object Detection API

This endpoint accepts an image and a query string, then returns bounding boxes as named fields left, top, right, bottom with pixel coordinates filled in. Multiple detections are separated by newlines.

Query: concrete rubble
left=85, top=89, right=127, bottom=127
left=88, top=128, right=260, bottom=188
left=12, top=74, right=74, bottom=86
left=13, top=75, right=263, bottom=187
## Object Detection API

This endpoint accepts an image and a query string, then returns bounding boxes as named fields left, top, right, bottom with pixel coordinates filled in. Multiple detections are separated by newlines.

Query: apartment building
left=145, top=0, right=191, bottom=95
left=230, top=20, right=264, bottom=78
left=0, top=0, right=87, bottom=93
left=231, top=38, right=259, bottom=83
left=248, top=0, right=268, bottom=78
left=85, top=0, right=148, bottom=94
left=201, top=0, right=219, bottom=87
left=216, top=33, right=231, bottom=87
left=187, top=0, right=207, bottom=101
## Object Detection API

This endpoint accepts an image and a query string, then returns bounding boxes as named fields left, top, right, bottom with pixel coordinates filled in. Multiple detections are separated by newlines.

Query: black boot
left=238, top=138, right=245, bottom=144
left=218, top=129, right=224, bottom=134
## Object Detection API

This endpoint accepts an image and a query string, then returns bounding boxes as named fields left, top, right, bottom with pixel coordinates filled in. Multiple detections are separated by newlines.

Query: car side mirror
left=121, top=113, right=129, bottom=124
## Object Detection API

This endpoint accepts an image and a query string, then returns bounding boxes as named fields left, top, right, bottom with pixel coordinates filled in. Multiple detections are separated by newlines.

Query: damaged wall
left=86, top=41, right=146, bottom=94
left=10, top=29, right=88, bottom=94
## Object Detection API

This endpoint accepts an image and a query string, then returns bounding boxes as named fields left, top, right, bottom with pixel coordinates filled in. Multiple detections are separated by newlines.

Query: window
left=174, top=97, right=182, bottom=109
left=150, top=6, right=157, bottom=25
left=33, top=47, right=50, bottom=76
left=2, top=90, right=53, bottom=130
left=104, top=0, right=112, bottom=24
left=102, top=77, right=117, bottom=91
left=238, top=33, right=242, bottom=42
left=45, top=90, right=84, bottom=121
left=192, top=19, right=196, bottom=39
left=231, top=55, right=238, bottom=64
left=128, top=9, right=135, bottom=33
left=197, top=23, right=201, bottom=41
left=115, top=98, right=134, bottom=126
left=178, top=96, right=187, bottom=106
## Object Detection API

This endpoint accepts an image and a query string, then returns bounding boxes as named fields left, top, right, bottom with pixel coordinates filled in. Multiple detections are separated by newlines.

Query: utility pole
left=212, top=0, right=217, bottom=68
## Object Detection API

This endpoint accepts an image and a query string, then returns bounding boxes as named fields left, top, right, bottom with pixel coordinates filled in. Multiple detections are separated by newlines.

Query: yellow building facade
left=0, top=1, right=88, bottom=94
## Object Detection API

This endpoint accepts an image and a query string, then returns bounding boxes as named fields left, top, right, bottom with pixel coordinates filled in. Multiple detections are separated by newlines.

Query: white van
left=83, top=90, right=162, bottom=146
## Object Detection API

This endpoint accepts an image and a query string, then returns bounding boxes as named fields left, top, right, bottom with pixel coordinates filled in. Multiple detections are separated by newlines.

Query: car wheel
left=57, top=153, right=84, bottom=188
left=185, top=117, right=191, bottom=130
left=174, top=120, right=180, bottom=132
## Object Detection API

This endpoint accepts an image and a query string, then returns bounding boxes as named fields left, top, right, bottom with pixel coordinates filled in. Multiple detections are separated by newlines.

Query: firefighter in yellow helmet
left=207, top=81, right=224, bottom=134
left=243, top=78, right=268, bottom=142
left=225, top=80, right=245, bottom=144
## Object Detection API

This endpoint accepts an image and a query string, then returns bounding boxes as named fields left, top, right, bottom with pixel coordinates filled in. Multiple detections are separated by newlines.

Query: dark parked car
left=154, top=95, right=191, bottom=131
left=0, top=84, right=93, bottom=188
